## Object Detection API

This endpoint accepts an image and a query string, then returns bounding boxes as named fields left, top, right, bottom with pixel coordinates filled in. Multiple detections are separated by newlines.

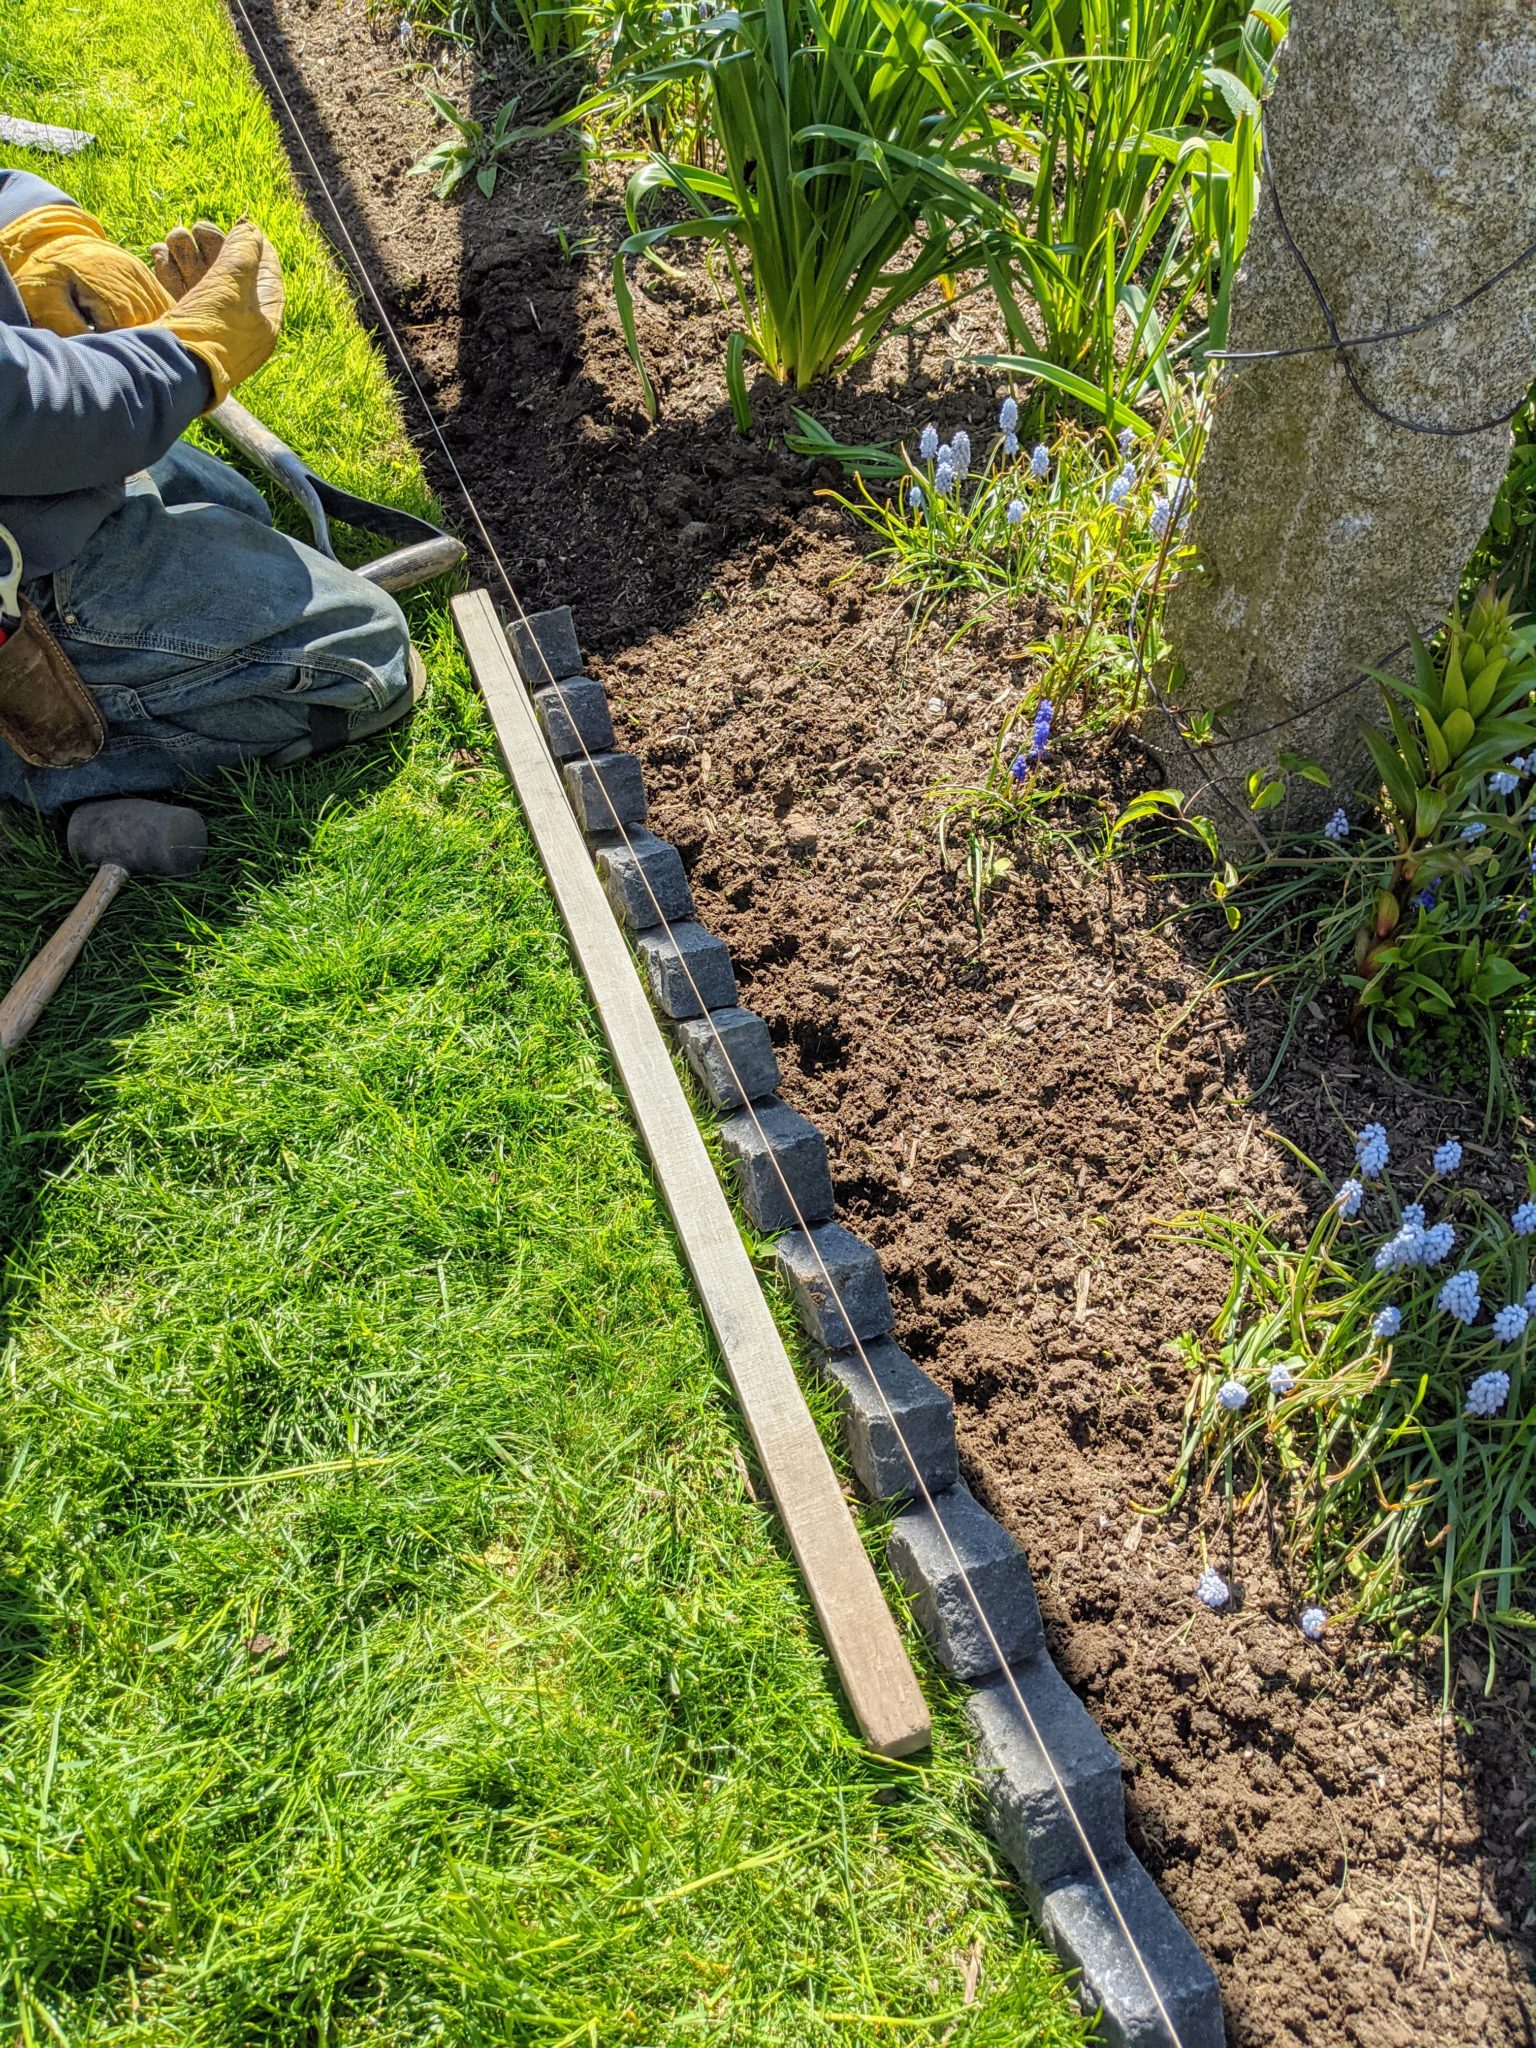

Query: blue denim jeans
left=0, top=440, right=413, bottom=812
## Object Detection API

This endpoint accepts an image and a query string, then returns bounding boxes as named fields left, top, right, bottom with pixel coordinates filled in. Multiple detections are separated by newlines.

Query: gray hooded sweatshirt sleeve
left=0, top=168, right=213, bottom=578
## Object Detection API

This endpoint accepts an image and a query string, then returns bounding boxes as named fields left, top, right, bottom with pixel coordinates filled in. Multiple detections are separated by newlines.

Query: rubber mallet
left=0, top=799, right=208, bottom=1059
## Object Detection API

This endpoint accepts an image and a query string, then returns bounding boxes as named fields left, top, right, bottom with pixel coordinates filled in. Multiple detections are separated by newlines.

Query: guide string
left=1213, top=139, right=1536, bottom=439
left=225, top=3, right=1189, bottom=2038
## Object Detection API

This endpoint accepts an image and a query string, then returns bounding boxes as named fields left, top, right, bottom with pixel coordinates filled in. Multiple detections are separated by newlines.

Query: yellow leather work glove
left=151, top=218, right=285, bottom=406
left=150, top=220, right=225, bottom=301
left=0, top=205, right=174, bottom=335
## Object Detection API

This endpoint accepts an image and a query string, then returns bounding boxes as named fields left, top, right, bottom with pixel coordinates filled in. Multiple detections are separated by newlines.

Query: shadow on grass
left=0, top=739, right=412, bottom=1337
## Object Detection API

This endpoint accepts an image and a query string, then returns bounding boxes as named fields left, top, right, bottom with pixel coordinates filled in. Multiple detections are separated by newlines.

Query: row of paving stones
left=510, top=608, right=1225, bottom=2048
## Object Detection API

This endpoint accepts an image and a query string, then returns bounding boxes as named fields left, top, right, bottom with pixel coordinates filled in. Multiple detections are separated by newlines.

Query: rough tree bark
left=1149, top=0, right=1536, bottom=849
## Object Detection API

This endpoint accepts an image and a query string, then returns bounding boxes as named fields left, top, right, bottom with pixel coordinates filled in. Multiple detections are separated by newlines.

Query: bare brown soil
left=237, top=3, right=1536, bottom=2039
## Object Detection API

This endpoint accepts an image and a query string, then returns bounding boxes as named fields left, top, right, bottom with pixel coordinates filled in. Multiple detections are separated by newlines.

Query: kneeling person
left=0, top=170, right=418, bottom=812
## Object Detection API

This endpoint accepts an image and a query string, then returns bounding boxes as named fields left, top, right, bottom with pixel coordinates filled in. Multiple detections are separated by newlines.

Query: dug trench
left=240, top=2, right=1535, bottom=2040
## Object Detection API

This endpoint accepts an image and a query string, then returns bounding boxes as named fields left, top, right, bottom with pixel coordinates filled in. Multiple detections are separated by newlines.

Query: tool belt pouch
left=0, top=598, right=106, bottom=769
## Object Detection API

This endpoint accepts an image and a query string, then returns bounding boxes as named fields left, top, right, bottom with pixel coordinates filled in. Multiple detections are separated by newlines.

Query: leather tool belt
left=0, top=521, right=105, bottom=770
left=0, top=592, right=107, bottom=769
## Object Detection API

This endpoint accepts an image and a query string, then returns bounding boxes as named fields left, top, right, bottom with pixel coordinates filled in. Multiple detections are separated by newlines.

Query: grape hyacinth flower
left=1030, top=444, right=1049, bottom=481
left=1150, top=494, right=1172, bottom=540
left=1009, top=754, right=1028, bottom=786
left=1525, top=1281, right=1536, bottom=1314
left=1323, top=809, right=1350, bottom=841
left=1300, top=1607, right=1327, bottom=1642
left=1196, top=1568, right=1231, bottom=1610
left=1466, top=1370, right=1511, bottom=1418
left=1374, top=1221, right=1421, bottom=1270
left=1413, top=878, right=1442, bottom=912
left=1029, top=699, right=1053, bottom=765
left=1002, top=431, right=1019, bottom=458
left=1493, top=1302, right=1529, bottom=1342
left=1118, top=425, right=1136, bottom=455
left=1422, top=1220, right=1455, bottom=1265
left=1355, top=1123, right=1389, bottom=1177
left=907, top=483, right=924, bottom=512
left=1372, top=1305, right=1402, bottom=1340
left=1401, top=1203, right=1426, bottom=1230
left=950, top=429, right=971, bottom=478
left=1514, top=1202, right=1536, bottom=1236
left=1433, top=1138, right=1463, bottom=1175
left=919, top=423, right=939, bottom=461
left=935, top=459, right=957, bottom=497
left=1006, top=499, right=1024, bottom=527
left=1268, top=1360, right=1296, bottom=1396
left=1107, top=469, right=1133, bottom=507
left=1491, top=770, right=1520, bottom=796
left=1216, top=1380, right=1250, bottom=1412
left=998, top=396, right=1018, bottom=434
left=1335, top=1177, right=1364, bottom=1219
left=1462, top=820, right=1488, bottom=842
left=1438, top=1268, right=1481, bottom=1323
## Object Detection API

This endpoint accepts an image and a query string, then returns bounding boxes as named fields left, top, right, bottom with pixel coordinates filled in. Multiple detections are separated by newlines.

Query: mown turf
left=0, top=4, right=1092, bottom=2042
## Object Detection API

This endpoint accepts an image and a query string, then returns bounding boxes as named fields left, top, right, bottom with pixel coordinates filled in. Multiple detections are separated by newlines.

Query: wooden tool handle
left=0, top=862, right=129, bottom=1056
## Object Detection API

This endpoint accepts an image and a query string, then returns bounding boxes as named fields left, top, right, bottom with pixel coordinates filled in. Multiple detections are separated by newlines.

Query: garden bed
left=246, top=3, right=1536, bottom=2041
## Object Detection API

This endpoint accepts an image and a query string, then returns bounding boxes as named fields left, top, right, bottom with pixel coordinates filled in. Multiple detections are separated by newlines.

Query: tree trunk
left=1150, top=0, right=1536, bottom=850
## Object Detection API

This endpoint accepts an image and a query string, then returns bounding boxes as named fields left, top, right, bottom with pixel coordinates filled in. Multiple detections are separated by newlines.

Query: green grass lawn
left=0, top=3, right=1093, bottom=2043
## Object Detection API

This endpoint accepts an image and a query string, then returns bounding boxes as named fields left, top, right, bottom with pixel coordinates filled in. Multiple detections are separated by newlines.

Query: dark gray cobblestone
left=889, top=1486, right=1043, bottom=1679
left=673, top=1006, right=781, bottom=1112
left=811, top=1338, right=958, bottom=1502
left=1041, top=1852, right=1226, bottom=2048
left=592, top=828, right=694, bottom=931
left=716, top=1100, right=835, bottom=1233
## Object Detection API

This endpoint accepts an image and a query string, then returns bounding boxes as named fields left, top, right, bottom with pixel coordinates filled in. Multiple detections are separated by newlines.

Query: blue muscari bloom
left=1268, top=1360, right=1296, bottom=1395
left=1492, top=770, right=1520, bottom=796
left=1525, top=1281, right=1536, bottom=1314
left=1355, top=1123, right=1389, bottom=1177
left=1372, top=1305, right=1402, bottom=1339
left=1466, top=1369, right=1511, bottom=1418
left=1150, top=495, right=1172, bottom=540
left=1422, top=1220, right=1455, bottom=1264
left=1375, top=1225, right=1419, bottom=1271
left=936, top=460, right=957, bottom=496
left=919, top=423, right=939, bottom=461
left=1493, top=1302, right=1529, bottom=1342
left=1462, top=820, right=1487, bottom=842
left=1006, top=499, right=1024, bottom=527
left=1196, top=1567, right=1230, bottom=1610
left=1413, top=877, right=1442, bottom=911
left=1118, top=425, right=1136, bottom=455
left=1438, top=1268, right=1481, bottom=1323
left=1402, top=1203, right=1426, bottom=1230
left=1002, top=431, right=1019, bottom=457
left=1433, top=1138, right=1463, bottom=1175
left=950, top=429, right=971, bottom=477
left=1030, top=444, right=1049, bottom=481
left=907, top=483, right=924, bottom=511
left=1514, top=1201, right=1536, bottom=1236
left=1216, top=1380, right=1249, bottom=1412
left=999, top=396, right=1018, bottom=433
left=1107, top=469, right=1133, bottom=507
left=1514, top=756, right=1529, bottom=772
left=1529, top=842, right=1536, bottom=872
left=1029, top=699, right=1053, bottom=763
left=1335, top=1177, right=1364, bottom=1219
left=660, top=5, right=673, bottom=18
left=1323, top=809, right=1350, bottom=841
left=1300, top=1607, right=1327, bottom=1641
left=1010, top=754, right=1028, bottom=785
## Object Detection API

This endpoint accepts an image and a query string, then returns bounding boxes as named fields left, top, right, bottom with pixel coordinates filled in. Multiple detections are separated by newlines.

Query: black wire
left=1212, top=141, right=1536, bottom=439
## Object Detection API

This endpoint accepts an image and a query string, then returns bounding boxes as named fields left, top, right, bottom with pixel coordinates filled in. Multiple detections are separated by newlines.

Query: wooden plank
left=453, top=588, right=931, bottom=1759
